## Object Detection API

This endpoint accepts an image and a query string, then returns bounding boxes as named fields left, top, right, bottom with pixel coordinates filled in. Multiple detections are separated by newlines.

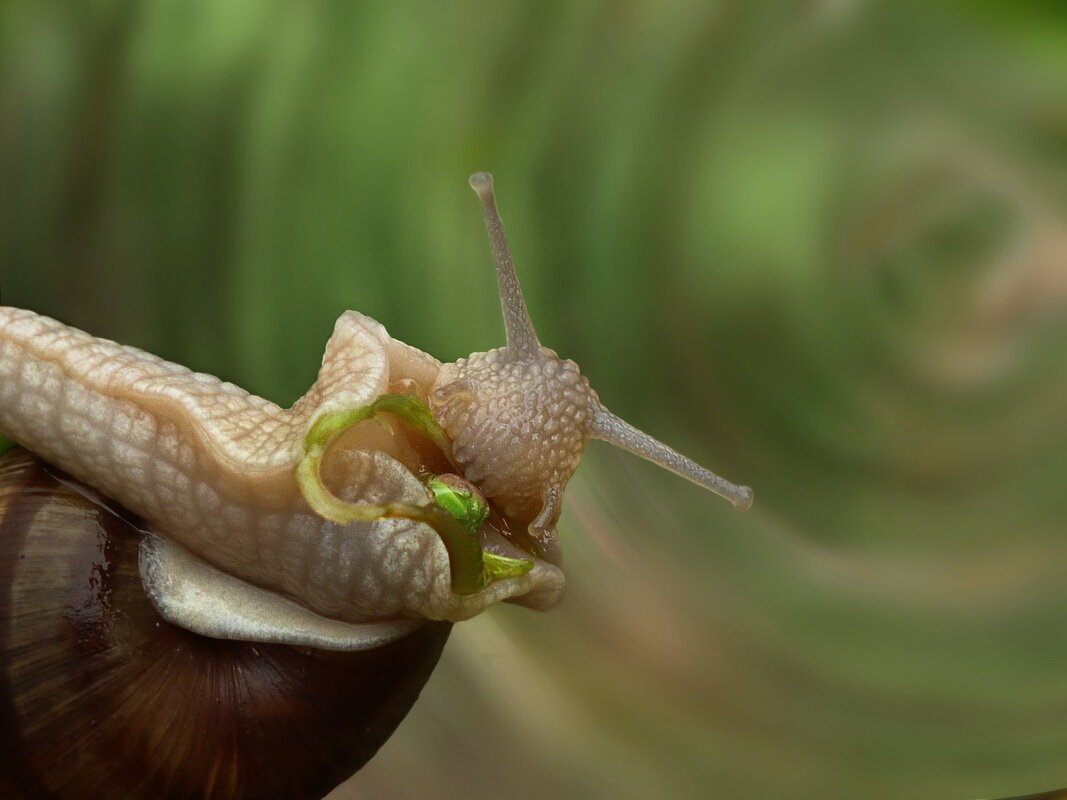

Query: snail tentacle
left=469, top=171, right=542, bottom=359
left=589, top=406, right=754, bottom=511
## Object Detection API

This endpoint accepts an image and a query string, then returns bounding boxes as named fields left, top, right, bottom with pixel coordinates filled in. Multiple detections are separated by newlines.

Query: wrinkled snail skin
left=0, top=448, right=451, bottom=800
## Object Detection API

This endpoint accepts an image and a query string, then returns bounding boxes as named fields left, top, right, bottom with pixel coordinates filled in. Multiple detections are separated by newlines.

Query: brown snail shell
left=0, top=447, right=450, bottom=800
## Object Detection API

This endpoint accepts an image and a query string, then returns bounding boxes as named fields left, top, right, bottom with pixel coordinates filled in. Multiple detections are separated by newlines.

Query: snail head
left=428, top=173, right=752, bottom=565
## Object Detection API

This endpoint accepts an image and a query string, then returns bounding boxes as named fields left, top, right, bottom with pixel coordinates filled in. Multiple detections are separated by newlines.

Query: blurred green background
left=3, top=1, right=1067, bottom=798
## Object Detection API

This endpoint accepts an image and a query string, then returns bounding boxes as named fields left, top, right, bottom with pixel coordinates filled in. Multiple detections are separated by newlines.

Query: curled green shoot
left=305, top=393, right=453, bottom=458
left=296, top=394, right=531, bottom=595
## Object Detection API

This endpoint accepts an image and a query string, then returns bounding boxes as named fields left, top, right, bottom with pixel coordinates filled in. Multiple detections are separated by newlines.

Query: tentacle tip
left=468, top=171, right=494, bottom=198
left=732, top=486, right=754, bottom=511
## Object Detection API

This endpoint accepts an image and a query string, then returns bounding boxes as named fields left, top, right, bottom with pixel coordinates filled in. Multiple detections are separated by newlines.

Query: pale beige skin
left=0, top=173, right=751, bottom=633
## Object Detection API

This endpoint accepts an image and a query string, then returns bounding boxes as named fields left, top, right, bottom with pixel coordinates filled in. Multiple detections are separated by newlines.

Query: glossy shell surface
left=0, top=448, right=450, bottom=800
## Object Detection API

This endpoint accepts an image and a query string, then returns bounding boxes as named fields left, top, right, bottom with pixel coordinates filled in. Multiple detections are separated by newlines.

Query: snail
left=0, top=173, right=751, bottom=799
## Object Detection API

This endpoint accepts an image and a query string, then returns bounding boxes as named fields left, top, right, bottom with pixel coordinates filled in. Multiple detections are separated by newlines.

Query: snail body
left=0, top=447, right=450, bottom=800
left=0, top=172, right=751, bottom=648
left=0, top=173, right=752, bottom=798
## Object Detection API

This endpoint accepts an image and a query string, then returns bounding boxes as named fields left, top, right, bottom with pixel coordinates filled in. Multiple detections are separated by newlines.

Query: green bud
left=427, top=474, right=489, bottom=533
left=483, top=551, right=534, bottom=581
left=427, top=474, right=534, bottom=582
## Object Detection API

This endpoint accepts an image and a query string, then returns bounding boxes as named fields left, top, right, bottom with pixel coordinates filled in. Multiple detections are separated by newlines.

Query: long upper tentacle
left=469, top=172, right=542, bottom=359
